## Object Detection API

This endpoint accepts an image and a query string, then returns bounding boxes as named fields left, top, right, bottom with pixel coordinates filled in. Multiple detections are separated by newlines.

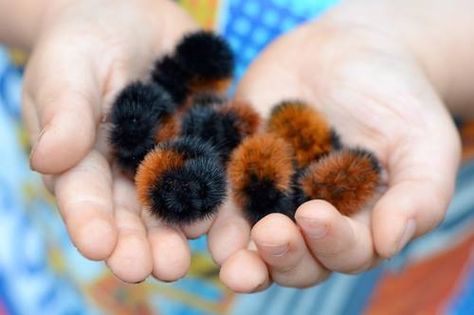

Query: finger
left=207, top=199, right=251, bottom=265
left=106, top=172, right=152, bottom=283
left=252, top=213, right=329, bottom=287
left=219, top=249, right=270, bottom=293
left=144, top=213, right=191, bottom=282
left=24, top=40, right=101, bottom=174
left=296, top=200, right=376, bottom=273
left=373, top=109, right=461, bottom=258
left=54, top=150, right=117, bottom=260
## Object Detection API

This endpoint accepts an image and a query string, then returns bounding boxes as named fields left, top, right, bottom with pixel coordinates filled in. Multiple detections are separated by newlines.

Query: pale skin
left=1, top=0, right=473, bottom=291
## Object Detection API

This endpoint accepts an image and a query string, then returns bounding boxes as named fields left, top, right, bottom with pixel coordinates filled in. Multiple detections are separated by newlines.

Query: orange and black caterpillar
left=228, top=134, right=297, bottom=225
left=135, top=137, right=226, bottom=224
left=180, top=99, right=261, bottom=162
left=267, top=100, right=341, bottom=168
left=295, top=148, right=381, bottom=216
left=152, top=31, right=234, bottom=105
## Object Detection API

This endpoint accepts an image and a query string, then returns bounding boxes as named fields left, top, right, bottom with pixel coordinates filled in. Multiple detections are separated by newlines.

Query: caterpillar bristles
left=135, top=137, right=226, bottom=224
left=268, top=100, right=340, bottom=169
left=151, top=92, right=227, bottom=144
left=164, top=136, right=220, bottom=160
left=189, top=92, right=226, bottom=107
left=180, top=100, right=260, bottom=162
left=298, top=148, right=381, bottom=216
left=154, top=114, right=180, bottom=143
left=109, top=82, right=175, bottom=175
left=175, top=31, right=234, bottom=94
left=151, top=31, right=234, bottom=109
left=152, top=55, right=190, bottom=105
left=220, top=101, right=261, bottom=137
left=228, top=134, right=296, bottom=225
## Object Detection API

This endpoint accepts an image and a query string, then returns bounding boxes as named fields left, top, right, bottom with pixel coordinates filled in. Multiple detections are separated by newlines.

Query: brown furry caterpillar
left=296, top=148, right=381, bottom=216
left=267, top=101, right=341, bottom=169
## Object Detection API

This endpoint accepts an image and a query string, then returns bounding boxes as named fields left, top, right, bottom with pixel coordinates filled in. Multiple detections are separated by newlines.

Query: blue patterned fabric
left=221, top=0, right=338, bottom=81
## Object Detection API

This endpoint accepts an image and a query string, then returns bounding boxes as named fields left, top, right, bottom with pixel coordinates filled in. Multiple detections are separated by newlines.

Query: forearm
left=329, top=0, right=474, bottom=117
left=0, top=0, right=44, bottom=49
left=0, top=0, right=49, bottom=49
left=0, top=0, right=74, bottom=50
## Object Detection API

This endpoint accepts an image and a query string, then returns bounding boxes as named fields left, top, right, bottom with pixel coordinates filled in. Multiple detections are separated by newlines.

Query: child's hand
left=218, top=1, right=472, bottom=291
left=22, top=0, right=251, bottom=283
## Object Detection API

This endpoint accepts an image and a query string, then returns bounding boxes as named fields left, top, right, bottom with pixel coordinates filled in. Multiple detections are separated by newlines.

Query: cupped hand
left=22, top=0, right=250, bottom=283
left=218, top=8, right=461, bottom=292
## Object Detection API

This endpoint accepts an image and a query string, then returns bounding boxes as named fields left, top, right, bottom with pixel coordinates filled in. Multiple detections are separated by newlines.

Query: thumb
left=23, top=39, right=103, bottom=174
left=23, top=0, right=199, bottom=175
left=372, top=105, right=461, bottom=258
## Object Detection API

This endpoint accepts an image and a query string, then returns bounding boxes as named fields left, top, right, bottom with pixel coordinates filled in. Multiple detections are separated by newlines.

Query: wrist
left=0, top=0, right=57, bottom=50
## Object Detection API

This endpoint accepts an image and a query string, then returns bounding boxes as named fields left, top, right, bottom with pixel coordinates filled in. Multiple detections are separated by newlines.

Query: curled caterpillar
left=297, top=148, right=381, bottom=216
left=228, top=134, right=297, bottom=225
left=181, top=100, right=260, bottom=162
left=109, top=82, right=175, bottom=175
left=152, top=31, right=234, bottom=104
left=268, top=101, right=340, bottom=168
left=135, top=137, right=226, bottom=224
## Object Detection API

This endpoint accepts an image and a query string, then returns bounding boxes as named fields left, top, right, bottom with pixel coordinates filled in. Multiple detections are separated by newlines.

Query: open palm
left=22, top=0, right=251, bottom=283
left=218, top=17, right=461, bottom=291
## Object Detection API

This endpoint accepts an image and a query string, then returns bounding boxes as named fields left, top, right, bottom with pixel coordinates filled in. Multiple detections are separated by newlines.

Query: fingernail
left=397, top=219, right=416, bottom=253
left=29, top=126, right=49, bottom=169
left=259, top=243, right=288, bottom=257
left=299, top=218, right=328, bottom=240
